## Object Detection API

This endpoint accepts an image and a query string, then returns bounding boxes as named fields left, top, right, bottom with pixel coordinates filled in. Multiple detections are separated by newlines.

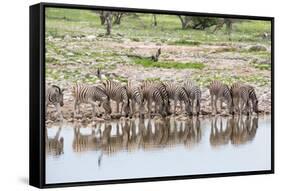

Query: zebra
left=46, top=127, right=64, bottom=155
left=141, top=80, right=170, bottom=115
left=208, top=80, right=234, bottom=115
left=127, top=80, right=145, bottom=116
left=184, top=80, right=201, bottom=115
left=231, top=83, right=258, bottom=115
left=163, top=82, right=191, bottom=114
left=140, top=82, right=167, bottom=117
left=230, top=82, right=243, bottom=113
left=71, top=83, right=112, bottom=118
left=99, top=80, right=130, bottom=117
left=46, top=85, right=65, bottom=120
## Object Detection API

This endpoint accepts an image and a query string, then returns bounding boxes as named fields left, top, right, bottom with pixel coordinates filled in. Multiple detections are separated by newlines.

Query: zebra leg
left=55, top=103, right=63, bottom=120
left=116, top=101, right=120, bottom=114
left=46, top=103, right=49, bottom=118
left=131, top=100, right=135, bottom=114
left=147, top=99, right=152, bottom=117
left=196, top=99, right=200, bottom=116
left=239, top=101, right=245, bottom=115
left=73, top=100, right=78, bottom=117
left=214, top=96, right=218, bottom=114
left=245, top=100, right=250, bottom=116
left=191, top=100, right=194, bottom=115
left=180, top=100, right=183, bottom=113
left=89, top=101, right=97, bottom=117
left=174, top=99, right=177, bottom=114
left=211, top=94, right=214, bottom=114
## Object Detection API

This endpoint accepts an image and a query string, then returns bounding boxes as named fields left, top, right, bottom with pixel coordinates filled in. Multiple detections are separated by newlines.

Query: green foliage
left=190, top=17, right=218, bottom=30
left=133, top=58, right=205, bottom=69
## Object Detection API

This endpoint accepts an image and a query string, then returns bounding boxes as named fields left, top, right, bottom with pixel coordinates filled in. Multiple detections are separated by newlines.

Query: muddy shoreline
left=46, top=89, right=271, bottom=125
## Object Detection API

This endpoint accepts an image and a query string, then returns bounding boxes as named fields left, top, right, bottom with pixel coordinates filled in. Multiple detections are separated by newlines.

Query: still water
left=46, top=116, right=271, bottom=184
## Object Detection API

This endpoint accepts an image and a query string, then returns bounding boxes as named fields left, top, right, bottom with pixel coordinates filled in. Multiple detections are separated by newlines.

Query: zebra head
left=252, top=99, right=259, bottom=113
left=225, top=85, right=234, bottom=115
left=52, top=85, right=65, bottom=107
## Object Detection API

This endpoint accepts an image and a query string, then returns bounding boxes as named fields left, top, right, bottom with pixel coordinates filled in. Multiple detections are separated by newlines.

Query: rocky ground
left=46, top=34, right=272, bottom=125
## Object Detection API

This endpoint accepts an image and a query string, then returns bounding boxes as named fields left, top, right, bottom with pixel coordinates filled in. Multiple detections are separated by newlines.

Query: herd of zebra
left=46, top=79, right=259, bottom=121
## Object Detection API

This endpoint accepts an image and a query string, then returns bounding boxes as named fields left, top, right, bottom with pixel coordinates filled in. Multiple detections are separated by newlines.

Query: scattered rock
left=93, top=117, right=105, bottom=122
left=86, top=35, right=96, bottom=41
left=64, top=35, right=71, bottom=40
left=247, top=45, right=267, bottom=52
left=66, top=52, right=74, bottom=56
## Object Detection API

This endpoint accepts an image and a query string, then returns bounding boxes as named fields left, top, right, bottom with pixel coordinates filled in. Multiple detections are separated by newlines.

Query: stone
left=86, top=35, right=96, bottom=40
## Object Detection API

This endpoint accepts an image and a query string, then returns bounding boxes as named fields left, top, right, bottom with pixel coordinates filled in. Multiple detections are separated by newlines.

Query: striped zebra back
left=163, top=81, right=177, bottom=98
left=101, top=80, right=129, bottom=103
left=209, top=80, right=232, bottom=101
left=241, top=85, right=258, bottom=113
left=163, top=82, right=189, bottom=102
left=127, top=80, right=143, bottom=105
left=142, top=80, right=169, bottom=100
left=46, top=85, right=64, bottom=106
left=230, top=82, right=243, bottom=99
left=141, top=80, right=170, bottom=113
left=184, top=80, right=201, bottom=100
left=72, top=83, right=108, bottom=103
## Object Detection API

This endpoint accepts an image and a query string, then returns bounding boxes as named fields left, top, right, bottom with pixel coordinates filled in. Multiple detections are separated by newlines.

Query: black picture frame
left=29, top=2, right=275, bottom=189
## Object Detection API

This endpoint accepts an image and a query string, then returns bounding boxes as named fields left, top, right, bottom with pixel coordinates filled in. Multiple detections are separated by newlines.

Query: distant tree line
left=94, top=11, right=234, bottom=35
left=178, top=16, right=234, bottom=33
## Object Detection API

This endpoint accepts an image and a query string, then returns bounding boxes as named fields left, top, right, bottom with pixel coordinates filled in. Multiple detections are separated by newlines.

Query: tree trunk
left=178, top=15, right=189, bottom=29
left=113, top=13, right=123, bottom=25
left=152, top=14, right=157, bottom=26
left=99, top=11, right=106, bottom=25
left=104, top=12, right=112, bottom=35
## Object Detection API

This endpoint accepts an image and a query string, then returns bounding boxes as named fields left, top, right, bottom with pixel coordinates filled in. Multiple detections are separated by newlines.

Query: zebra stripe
left=231, top=83, right=258, bottom=115
left=184, top=80, right=201, bottom=115
left=141, top=80, right=170, bottom=115
left=127, top=81, right=144, bottom=115
left=208, top=80, right=233, bottom=114
left=99, top=80, right=130, bottom=116
left=141, top=81, right=167, bottom=117
left=72, top=83, right=111, bottom=117
left=46, top=85, right=64, bottom=119
left=163, top=82, right=191, bottom=114
left=241, top=85, right=258, bottom=114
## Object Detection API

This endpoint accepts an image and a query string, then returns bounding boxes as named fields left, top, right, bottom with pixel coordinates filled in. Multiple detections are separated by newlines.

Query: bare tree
left=178, top=15, right=190, bottom=29
left=152, top=14, right=157, bottom=27
left=102, top=11, right=113, bottom=35
left=213, top=18, right=233, bottom=35
left=98, top=11, right=106, bottom=25
left=113, top=12, right=124, bottom=25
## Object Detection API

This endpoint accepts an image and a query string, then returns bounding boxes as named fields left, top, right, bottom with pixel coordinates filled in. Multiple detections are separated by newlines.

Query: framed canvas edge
left=29, top=2, right=275, bottom=189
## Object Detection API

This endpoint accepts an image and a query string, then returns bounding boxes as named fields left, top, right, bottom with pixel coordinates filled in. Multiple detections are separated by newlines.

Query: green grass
left=145, top=77, right=161, bottom=81
left=133, top=58, right=205, bottom=69
left=168, top=39, right=201, bottom=46
left=45, top=8, right=271, bottom=87
left=192, top=72, right=269, bottom=87
left=45, top=8, right=271, bottom=44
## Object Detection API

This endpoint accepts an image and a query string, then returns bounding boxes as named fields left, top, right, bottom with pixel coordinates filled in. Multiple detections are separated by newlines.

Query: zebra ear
left=61, top=88, right=66, bottom=93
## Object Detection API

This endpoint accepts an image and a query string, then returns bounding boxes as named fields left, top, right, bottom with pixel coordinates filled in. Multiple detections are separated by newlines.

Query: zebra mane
left=51, top=85, right=62, bottom=94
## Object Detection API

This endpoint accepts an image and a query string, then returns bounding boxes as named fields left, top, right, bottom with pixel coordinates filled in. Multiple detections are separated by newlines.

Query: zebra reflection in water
left=46, top=124, right=64, bottom=156
left=210, top=116, right=258, bottom=147
left=71, top=117, right=202, bottom=156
